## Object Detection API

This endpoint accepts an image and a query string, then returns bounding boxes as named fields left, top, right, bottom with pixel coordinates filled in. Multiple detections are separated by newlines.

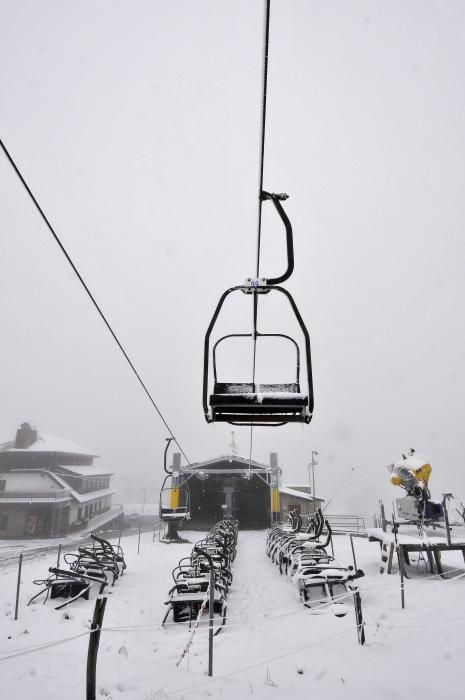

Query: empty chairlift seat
left=210, top=381, right=309, bottom=424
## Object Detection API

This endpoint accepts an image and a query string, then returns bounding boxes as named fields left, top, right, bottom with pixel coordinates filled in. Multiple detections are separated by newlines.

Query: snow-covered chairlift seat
left=210, top=382, right=308, bottom=424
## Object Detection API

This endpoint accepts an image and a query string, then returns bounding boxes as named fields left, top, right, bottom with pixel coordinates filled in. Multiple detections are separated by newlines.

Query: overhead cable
left=0, top=138, right=190, bottom=464
left=250, top=0, right=272, bottom=473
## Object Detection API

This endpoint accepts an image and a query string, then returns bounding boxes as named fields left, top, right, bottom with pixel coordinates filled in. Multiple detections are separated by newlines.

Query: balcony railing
left=0, top=489, right=71, bottom=501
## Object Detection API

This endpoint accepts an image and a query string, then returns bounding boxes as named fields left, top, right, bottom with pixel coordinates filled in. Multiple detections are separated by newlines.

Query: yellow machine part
left=169, top=487, right=180, bottom=509
left=271, top=487, right=280, bottom=514
left=414, top=463, right=432, bottom=485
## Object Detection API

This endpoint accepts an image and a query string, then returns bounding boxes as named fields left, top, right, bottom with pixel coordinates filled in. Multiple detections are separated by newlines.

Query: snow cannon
left=386, top=450, right=444, bottom=523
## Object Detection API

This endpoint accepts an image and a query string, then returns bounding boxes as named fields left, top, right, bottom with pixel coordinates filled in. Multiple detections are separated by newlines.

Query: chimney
left=270, top=452, right=278, bottom=468
left=172, top=453, right=182, bottom=470
left=15, top=422, right=38, bottom=449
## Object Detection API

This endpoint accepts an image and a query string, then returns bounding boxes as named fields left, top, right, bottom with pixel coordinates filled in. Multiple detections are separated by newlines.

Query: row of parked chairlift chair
left=162, top=519, right=238, bottom=632
left=266, top=509, right=364, bottom=618
left=28, top=534, right=127, bottom=610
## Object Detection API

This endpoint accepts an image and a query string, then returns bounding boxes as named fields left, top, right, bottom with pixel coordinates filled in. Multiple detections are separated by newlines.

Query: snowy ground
left=2, top=528, right=465, bottom=699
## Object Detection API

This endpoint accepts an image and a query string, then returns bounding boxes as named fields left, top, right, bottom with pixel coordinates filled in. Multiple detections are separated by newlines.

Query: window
left=0, top=514, right=8, bottom=530
left=0, top=480, right=6, bottom=491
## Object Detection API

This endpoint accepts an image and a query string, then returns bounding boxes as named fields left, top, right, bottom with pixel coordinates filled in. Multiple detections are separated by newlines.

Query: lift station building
left=173, top=453, right=323, bottom=530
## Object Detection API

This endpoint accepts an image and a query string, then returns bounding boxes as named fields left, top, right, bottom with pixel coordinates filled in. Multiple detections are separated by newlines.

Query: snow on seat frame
left=266, top=508, right=314, bottom=548
left=296, top=565, right=365, bottom=612
left=28, top=566, right=109, bottom=610
left=64, top=534, right=126, bottom=586
left=266, top=509, right=324, bottom=565
left=266, top=516, right=365, bottom=617
left=162, top=519, right=239, bottom=632
left=27, top=536, right=127, bottom=609
left=73, top=533, right=127, bottom=583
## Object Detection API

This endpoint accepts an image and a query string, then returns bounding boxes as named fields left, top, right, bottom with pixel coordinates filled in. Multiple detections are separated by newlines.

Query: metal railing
left=325, top=514, right=366, bottom=533
left=0, top=489, right=71, bottom=501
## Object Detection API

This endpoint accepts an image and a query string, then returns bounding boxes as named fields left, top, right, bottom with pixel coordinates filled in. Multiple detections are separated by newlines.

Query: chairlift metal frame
left=203, top=192, right=314, bottom=426
left=159, top=438, right=190, bottom=524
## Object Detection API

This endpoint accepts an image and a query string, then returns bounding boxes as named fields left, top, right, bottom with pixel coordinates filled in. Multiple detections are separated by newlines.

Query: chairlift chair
left=159, top=473, right=190, bottom=522
left=159, top=437, right=191, bottom=542
left=203, top=192, right=314, bottom=427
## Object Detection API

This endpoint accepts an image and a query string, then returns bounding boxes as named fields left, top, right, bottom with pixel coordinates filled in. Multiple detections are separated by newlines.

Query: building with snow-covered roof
left=278, top=485, right=324, bottom=518
left=0, top=422, right=120, bottom=538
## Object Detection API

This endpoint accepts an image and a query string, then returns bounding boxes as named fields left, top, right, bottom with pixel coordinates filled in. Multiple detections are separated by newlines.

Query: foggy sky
left=1, top=0, right=465, bottom=514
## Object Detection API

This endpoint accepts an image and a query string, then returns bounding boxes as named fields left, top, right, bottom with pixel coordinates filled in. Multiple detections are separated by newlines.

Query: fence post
left=57, top=543, right=62, bottom=569
left=349, top=534, right=357, bottom=571
left=392, top=517, right=405, bottom=609
left=86, top=595, right=107, bottom=700
left=398, top=546, right=406, bottom=609
left=137, top=521, right=141, bottom=555
left=14, top=553, right=23, bottom=621
left=380, top=501, right=387, bottom=532
left=443, top=497, right=452, bottom=547
left=208, top=565, right=215, bottom=677
left=118, top=529, right=121, bottom=548
left=353, top=588, right=365, bottom=645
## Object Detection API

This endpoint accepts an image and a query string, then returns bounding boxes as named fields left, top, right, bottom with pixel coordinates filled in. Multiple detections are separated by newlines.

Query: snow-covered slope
left=1, top=529, right=465, bottom=699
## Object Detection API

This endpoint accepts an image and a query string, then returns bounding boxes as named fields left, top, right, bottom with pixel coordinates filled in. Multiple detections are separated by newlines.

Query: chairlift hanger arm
left=164, top=437, right=174, bottom=474
left=260, top=191, right=294, bottom=285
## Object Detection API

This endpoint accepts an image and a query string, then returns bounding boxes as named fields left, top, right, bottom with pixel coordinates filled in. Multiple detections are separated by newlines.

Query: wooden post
left=387, top=543, right=394, bottom=574
left=118, top=530, right=121, bottom=548
left=380, top=501, right=387, bottom=532
left=56, top=543, right=62, bottom=569
left=398, top=546, right=405, bottom=609
left=14, top=553, right=23, bottom=621
left=208, top=566, right=215, bottom=677
left=350, top=535, right=357, bottom=571
left=391, top=516, right=405, bottom=607
left=86, top=596, right=107, bottom=700
left=137, top=521, right=141, bottom=555
left=353, top=588, right=365, bottom=645
left=443, top=498, right=452, bottom=547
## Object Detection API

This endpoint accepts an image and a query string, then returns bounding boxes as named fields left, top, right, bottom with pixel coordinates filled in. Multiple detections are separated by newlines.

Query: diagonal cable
left=0, top=138, right=190, bottom=464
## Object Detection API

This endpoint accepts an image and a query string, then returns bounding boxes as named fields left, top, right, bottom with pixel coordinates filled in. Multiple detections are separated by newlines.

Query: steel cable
left=0, top=138, right=190, bottom=464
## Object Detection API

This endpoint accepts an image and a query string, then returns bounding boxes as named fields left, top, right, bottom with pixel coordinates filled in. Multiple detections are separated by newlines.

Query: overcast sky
left=1, top=0, right=465, bottom=514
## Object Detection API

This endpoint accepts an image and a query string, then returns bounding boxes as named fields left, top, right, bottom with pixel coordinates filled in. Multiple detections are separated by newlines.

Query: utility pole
left=230, top=431, right=237, bottom=457
left=309, top=451, right=318, bottom=514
